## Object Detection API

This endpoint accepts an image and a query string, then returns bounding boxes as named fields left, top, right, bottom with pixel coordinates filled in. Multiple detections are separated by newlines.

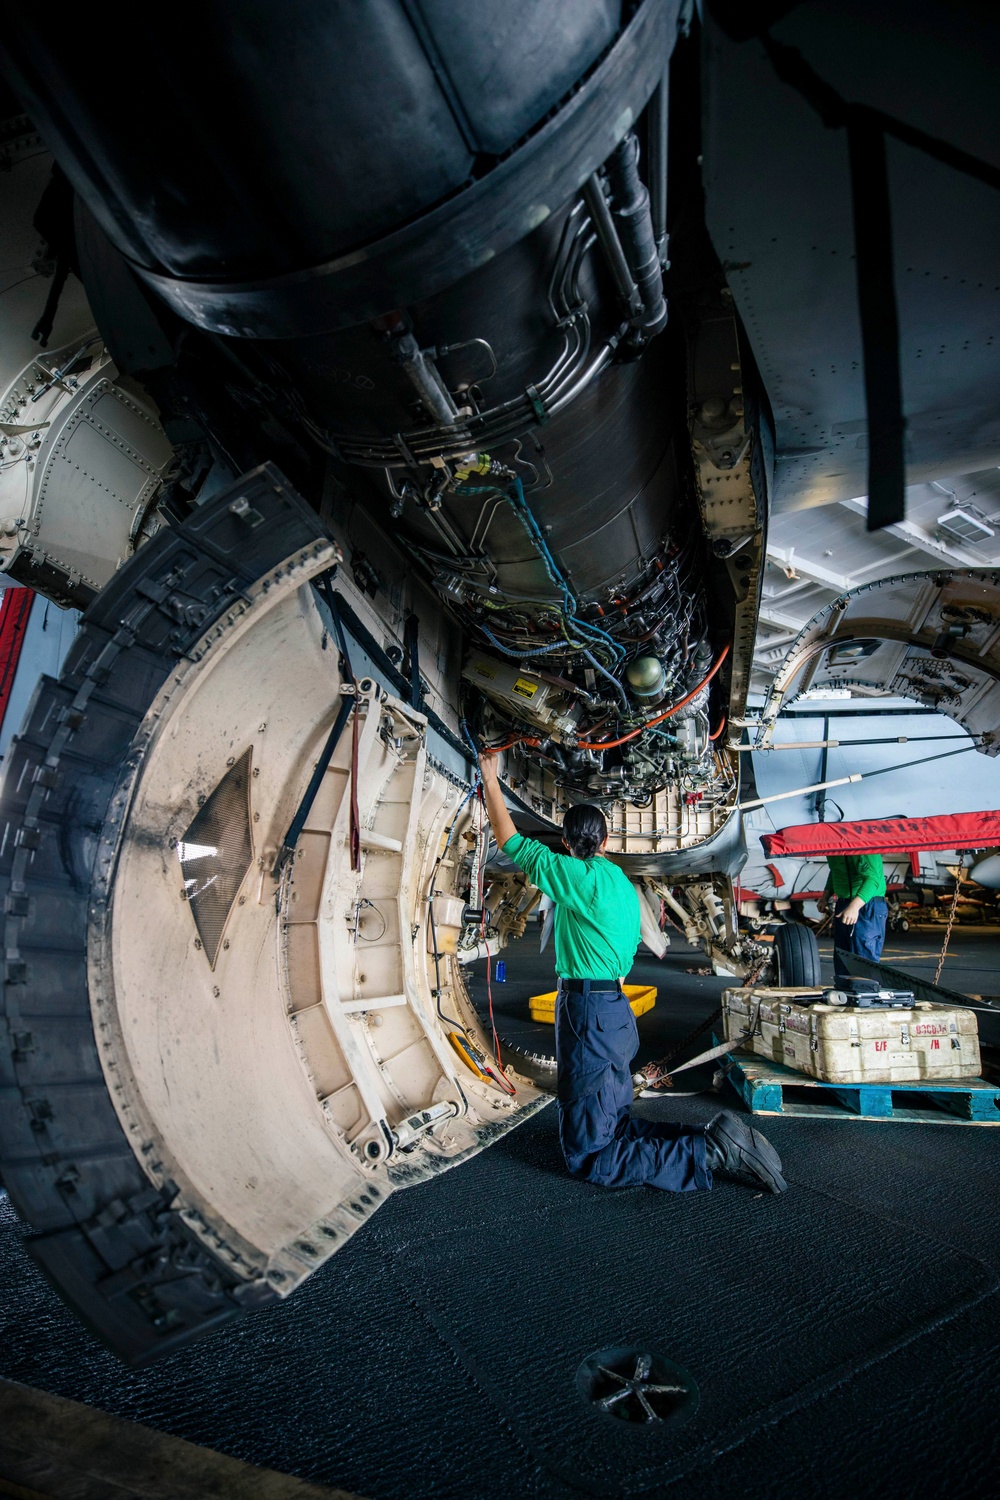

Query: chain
left=933, top=870, right=963, bottom=985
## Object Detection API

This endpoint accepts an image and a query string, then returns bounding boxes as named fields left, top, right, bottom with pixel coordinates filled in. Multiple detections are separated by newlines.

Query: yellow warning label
left=512, top=677, right=539, bottom=699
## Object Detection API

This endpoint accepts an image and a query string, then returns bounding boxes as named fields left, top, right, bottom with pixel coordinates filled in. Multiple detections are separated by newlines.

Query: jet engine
left=0, top=0, right=772, bottom=1360
left=0, top=0, right=763, bottom=871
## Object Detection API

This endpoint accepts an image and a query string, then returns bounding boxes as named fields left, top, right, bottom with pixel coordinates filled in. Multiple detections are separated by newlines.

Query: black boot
left=704, top=1110, right=787, bottom=1194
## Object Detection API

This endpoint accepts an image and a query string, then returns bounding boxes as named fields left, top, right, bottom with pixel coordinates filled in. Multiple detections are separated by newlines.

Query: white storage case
left=722, top=987, right=981, bottom=1086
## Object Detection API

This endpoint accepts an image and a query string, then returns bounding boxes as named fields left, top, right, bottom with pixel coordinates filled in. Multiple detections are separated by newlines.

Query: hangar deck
left=2, top=926, right=999, bottom=1500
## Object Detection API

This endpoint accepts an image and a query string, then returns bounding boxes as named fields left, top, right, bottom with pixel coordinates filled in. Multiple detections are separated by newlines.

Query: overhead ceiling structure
left=752, top=468, right=1000, bottom=694
left=703, top=0, right=1000, bottom=516
left=758, top=569, right=1000, bottom=754
left=699, top=2, right=1000, bottom=700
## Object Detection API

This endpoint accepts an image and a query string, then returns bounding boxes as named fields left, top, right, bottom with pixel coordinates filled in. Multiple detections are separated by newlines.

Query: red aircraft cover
left=0, top=586, right=33, bottom=737
left=760, top=810, right=1000, bottom=858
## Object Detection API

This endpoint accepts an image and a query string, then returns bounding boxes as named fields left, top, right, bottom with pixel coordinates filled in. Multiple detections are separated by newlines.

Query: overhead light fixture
left=936, top=508, right=995, bottom=546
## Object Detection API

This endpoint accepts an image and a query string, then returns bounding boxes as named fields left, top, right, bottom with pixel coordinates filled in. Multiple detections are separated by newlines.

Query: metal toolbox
left=722, top=987, right=981, bottom=1085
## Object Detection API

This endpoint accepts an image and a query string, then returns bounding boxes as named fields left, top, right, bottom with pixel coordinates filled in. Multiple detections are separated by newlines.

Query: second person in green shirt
left=821, top=853, right=888, bottom=979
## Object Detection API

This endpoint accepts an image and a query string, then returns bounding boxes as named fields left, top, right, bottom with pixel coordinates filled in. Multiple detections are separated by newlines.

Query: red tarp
left=760, top=810, right=1000, bottom=858
left=0, top=587, right=33, bottom=737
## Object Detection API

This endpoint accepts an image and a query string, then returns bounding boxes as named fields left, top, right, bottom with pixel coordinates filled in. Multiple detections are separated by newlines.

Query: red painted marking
left=874, top=1041, right=888, bottom=1052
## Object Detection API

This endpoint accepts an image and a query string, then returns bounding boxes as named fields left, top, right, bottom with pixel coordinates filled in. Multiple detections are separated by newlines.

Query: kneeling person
left=477, top=754, right=786, bottom=1195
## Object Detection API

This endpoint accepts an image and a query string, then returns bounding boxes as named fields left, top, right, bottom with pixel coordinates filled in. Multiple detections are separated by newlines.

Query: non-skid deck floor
left=2, top=926, right=999, bottom=1500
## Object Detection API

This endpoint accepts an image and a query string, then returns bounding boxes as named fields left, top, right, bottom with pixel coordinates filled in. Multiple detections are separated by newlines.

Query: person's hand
left=477, top=750, right=499, bottom=785
left=476, top=750, right=516, bottom=846
left=817, top=894, right=829, bottom=915
left=839, top=896, right=864, bottom=926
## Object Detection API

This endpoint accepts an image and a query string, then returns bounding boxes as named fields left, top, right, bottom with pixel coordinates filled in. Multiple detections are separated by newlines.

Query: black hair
left=562, top=803, right=608, bottom=860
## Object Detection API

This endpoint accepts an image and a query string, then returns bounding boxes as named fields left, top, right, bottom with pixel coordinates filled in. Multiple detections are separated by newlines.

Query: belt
left=559, top=978, right=621, bottom=994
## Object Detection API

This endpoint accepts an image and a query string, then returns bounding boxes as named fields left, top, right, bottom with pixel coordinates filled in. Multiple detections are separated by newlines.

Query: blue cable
left=480, top=625, right=571, bottom=661
left=459, top=717, right=481, bottom=758
left=581, top=648, right=629, bottom=713
left=444, top=780, right=478, bottom=852
left=459, top=720, right=484, bottom=791
left=479, top=626, right=532, bottom=658
left=454, top=476, right=626, bottom=674
left=508, top=477, right=625, bottom=664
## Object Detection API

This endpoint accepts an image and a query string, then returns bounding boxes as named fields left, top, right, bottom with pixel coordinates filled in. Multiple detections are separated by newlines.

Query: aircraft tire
left=773, top=921, right=822, bottom=989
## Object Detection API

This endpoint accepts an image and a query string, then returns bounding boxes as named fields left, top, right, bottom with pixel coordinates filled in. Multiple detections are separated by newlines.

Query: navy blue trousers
left=833, top=896, right=888, bottom=979
left=553, top=982, right=710, bottom=1192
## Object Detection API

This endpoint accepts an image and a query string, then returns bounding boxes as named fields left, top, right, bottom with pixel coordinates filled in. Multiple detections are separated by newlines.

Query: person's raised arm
left=478, top=752, right=517, bottom=849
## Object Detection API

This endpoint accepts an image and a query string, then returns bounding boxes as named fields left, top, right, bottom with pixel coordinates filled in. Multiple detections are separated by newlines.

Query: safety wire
left=353, top=898, right=387, bottom=942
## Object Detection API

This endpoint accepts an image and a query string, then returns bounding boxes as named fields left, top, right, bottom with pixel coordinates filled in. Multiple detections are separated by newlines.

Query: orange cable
left=480, top=644, right=731, bottom=757
left=575, top=643, right=731, bottom=750
left=483, top=734, right=541, bottom=753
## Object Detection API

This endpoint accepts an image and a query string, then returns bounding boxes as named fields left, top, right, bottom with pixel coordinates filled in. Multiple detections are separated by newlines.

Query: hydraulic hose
left=485, top=734, right=541, bottom=753
left=581, top=648, right=630, bottom=713
left=465, top=476, right=625, bottom=665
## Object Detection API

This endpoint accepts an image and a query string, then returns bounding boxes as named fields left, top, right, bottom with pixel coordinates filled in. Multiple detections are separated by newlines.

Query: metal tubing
left=393, top=331, right=461, bottom=425
left=604, top=132, right=668, bottom=338
left=740, top=773, right=862, bottom=812
left=647, top=73, right=669, bottom=260
left=582, top=173, right=642, bottom=318
left=734, top=733, right=972, bottom=752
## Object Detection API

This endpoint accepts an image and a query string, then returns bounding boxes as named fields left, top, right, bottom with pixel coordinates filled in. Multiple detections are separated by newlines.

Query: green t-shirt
left=825, top=853, right=886, bottom=905
left=502, top=832, right=641, bottom=980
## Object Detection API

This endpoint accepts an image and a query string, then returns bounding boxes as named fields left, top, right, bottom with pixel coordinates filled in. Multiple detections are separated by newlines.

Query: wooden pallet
left=718, top=1038, right=1000, bottom=1125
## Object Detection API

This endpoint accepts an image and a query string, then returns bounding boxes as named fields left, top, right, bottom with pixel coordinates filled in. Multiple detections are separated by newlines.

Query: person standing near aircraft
left=820, top=853, right=888, bottom=979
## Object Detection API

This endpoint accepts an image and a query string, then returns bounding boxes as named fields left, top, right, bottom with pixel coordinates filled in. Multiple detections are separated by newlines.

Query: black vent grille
left=178, top=748, right=254, bottom=968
